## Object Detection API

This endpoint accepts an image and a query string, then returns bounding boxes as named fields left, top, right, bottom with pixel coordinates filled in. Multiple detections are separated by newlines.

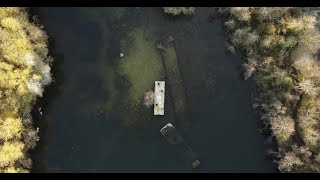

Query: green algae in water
left=119, top=27, right=164, bottom=106
left=101, top=66, right=119, bottom=111
left=93, top=12, right=164, bottom=126
left=80, top=7, right=126, bottom=23
left=96, top=21, right=120, bottom=113
left=110, top=7, right=126, bottom=22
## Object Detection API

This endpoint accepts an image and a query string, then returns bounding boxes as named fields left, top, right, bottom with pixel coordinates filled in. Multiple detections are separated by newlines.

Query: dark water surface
left=31, top=7, right=276, bottom=172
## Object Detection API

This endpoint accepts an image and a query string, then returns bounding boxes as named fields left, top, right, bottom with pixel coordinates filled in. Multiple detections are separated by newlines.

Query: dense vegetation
left=220, top=7, right=320, bottom=172
left=162, top=7, right=195, bottom=16
left=0, top=7, right=52, bottom=173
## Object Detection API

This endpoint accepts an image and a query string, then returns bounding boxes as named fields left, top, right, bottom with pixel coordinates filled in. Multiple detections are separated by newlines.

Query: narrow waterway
left=31, top=7, right=276, bottom=173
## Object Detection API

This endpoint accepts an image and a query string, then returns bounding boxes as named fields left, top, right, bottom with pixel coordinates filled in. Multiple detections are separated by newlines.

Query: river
left=30, top=7, right=276, bottom=173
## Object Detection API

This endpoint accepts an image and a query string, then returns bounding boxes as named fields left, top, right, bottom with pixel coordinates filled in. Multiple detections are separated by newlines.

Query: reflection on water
left=31, top=7, right=276, bottom=172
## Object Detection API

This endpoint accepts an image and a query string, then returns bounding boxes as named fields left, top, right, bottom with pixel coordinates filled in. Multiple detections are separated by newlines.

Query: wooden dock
left=154, top=81, right=165, bottom=115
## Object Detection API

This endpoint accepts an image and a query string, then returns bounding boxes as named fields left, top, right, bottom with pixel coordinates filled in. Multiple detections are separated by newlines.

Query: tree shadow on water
left=29, top=34, right=65, bottom=173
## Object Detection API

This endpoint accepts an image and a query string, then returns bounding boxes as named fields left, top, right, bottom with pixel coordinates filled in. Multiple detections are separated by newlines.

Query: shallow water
left=31, top=7, right=276, bottom=173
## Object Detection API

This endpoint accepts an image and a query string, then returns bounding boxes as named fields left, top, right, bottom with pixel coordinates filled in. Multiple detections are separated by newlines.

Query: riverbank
left=0, top=7, right=52, bottom=173
left=219, top=7, right=320, bottom=172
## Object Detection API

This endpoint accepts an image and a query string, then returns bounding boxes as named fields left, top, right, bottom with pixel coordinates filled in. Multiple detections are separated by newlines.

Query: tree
left=0, top=116, right=23, bottom=141
left=162, top=7, right=195, bottom=16
left=278, top=151, right=304, bottom=172
left=0, top=7, right=52, bottom=173
left=0, top=141, right=25, bottom=168
left=271, top=115, right=295, bottom=144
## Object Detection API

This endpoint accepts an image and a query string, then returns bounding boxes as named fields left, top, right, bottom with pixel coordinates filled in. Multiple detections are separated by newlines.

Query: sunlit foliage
left=0, top=7, right=52, bottom=173
left=221, top=7, right=320, bottom=172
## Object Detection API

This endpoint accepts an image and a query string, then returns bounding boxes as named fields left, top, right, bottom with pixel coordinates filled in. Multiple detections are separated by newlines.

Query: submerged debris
left=160, top=123, right=184, bottom=145
left=225, top=42, right=235, bottom=55
left=192, top=160, right=201, bottom=168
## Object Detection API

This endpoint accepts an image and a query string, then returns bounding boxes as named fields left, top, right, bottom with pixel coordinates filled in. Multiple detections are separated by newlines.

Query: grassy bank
left=0, top=7, right=52, bottom=173
left=220, top=7, right=320, bottom=172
